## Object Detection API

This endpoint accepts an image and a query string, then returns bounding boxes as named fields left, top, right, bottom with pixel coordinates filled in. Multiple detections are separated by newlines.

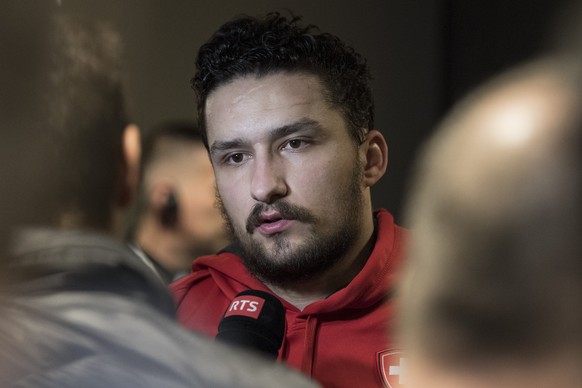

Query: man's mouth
left=257, top=219, right=294, bottom=235
left=256, top=211, right=294, bottom=235
left=245, top=202, right=316, bottom=234
left=259, top=211, right=283, bottom=224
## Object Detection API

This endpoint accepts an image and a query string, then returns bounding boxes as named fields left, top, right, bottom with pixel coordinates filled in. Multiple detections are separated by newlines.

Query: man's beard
left=216, top=163, right=365, bottom=289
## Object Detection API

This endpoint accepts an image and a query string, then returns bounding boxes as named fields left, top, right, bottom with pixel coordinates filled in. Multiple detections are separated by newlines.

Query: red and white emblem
left=377, top=349, right=406, bottom=387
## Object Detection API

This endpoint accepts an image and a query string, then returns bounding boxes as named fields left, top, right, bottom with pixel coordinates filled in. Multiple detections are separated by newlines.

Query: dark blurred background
left=60, top=0, right=572, bottom=224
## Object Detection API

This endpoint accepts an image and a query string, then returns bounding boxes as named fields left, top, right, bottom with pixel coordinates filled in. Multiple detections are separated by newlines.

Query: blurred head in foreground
left=0, top=2, right=139, bottom=261
left=399, top=56, right=582, bottom=387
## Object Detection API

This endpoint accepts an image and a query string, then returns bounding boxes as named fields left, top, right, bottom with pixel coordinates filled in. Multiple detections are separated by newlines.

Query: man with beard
left=0, top=4, right=316, bottom=387
left=172, top=13, right=407, bottom=387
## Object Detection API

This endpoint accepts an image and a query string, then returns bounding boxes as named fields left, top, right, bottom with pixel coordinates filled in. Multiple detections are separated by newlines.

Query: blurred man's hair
left=139, top=121, right=206, bottom=176
left=1, top=1, right=52, bottom=253
left=42, top=13, right=129, bottom=229
left=1, top=3, right=128, bottom=246
left=399, top=57, right=582, bottom=367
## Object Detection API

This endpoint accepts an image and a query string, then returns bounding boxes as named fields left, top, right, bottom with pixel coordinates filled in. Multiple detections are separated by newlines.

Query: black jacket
left=0, top=229, right=315, bottom=387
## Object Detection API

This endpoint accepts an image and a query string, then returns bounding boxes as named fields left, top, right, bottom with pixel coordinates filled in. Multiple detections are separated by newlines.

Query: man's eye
left=226, top=153, right=247, bottom=164
left=282, top=139, right=308, bottom=150
left=289, top=140, right=302, bottom=148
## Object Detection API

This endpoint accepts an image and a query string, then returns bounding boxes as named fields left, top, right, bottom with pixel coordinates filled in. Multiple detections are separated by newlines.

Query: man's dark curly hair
left=191, top=12, right=374, bottom=148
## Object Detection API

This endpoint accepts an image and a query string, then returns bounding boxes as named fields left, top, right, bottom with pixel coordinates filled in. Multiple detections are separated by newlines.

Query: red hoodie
left=172, top=209, right=406, bottom=387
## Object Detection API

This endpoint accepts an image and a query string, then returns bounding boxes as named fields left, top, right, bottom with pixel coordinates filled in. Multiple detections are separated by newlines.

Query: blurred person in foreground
left=128, top=121, right=230, bottom=283
left=398, top=53, right=582, bottom=387
left=0, top=4, right=315, bottom=387
left=172, top=12, right=407, bottom=387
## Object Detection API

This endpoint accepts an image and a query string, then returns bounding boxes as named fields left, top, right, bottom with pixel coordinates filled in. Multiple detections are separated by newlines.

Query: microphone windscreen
left=216, top=290, right=285, bottom=359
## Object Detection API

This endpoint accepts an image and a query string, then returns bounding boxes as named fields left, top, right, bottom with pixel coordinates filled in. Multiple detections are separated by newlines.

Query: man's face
left=206, top=72, right=367, bottom=287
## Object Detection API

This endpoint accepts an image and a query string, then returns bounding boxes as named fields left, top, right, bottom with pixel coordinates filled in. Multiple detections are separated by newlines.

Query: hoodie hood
left=172, top=209, right=407, bottom=387
left=187, top=209, right=404, bottom=315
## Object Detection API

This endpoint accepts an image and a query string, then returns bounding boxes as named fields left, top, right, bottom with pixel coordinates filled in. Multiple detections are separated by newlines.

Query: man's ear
left=149, top=182, right=173, bottom=212
left=118, top=123, right=141, bottom=207
left=361, top=129, right=388, bottom=187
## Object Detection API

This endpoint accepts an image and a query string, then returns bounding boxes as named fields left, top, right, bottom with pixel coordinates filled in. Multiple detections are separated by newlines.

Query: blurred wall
left=61, top=0, right=568, bottom=223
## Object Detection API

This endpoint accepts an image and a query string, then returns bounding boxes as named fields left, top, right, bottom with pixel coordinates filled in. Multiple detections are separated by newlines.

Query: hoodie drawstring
left=301, top=315, right=319, bottom=377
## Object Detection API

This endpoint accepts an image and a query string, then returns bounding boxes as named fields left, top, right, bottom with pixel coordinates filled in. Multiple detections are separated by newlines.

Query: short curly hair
left=191, top=12, right=374, bottom=148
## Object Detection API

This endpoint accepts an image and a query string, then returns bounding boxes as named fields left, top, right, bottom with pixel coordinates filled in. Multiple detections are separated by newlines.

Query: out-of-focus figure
left=398, top=54, right=582, bottom=387
left=0, top=3, right=316, bottom=387
left=128, top=121, right=230, bottom=283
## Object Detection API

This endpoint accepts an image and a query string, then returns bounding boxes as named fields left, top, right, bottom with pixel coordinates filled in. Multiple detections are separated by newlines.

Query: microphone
left=216, top=290, right=285, bottom=360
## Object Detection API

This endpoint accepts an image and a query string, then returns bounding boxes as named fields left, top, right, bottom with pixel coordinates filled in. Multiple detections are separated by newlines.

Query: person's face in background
left=177, top=142, right=229, bottom=255
left=206, top=72, right=367, bottom=286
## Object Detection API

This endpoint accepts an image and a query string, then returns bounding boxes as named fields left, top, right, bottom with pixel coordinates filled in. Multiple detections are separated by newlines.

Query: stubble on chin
left=214, top=157, right=365, bottom=288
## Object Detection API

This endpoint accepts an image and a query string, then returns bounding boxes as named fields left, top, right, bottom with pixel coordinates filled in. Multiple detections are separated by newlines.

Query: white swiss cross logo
left=377, top=349, right=406, bottom=387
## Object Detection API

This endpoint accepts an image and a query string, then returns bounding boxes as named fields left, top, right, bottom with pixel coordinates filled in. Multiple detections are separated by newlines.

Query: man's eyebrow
left=268, top=118, right=323, bottom=142
left=209, top=118, right=323, bottom=156
left=209, top=138, right=246, bottom=156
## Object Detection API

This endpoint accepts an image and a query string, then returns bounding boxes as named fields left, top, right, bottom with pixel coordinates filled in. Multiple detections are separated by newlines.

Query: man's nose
left=250, top=156, right=288, bottom=204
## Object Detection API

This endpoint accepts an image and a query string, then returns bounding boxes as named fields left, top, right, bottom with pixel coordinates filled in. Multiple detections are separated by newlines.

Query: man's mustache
left=245, top=201, right=317, bottom=233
